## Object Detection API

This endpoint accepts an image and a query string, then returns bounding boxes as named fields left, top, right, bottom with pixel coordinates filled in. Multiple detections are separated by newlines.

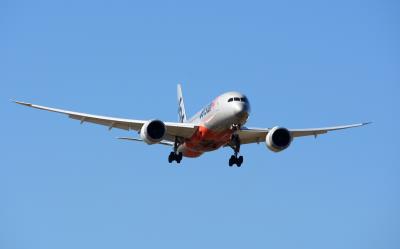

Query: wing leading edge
left=13, top=101, right=198, bottom=139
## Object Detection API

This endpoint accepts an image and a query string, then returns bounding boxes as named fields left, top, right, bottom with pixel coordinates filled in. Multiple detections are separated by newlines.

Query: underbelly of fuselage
left=178, top=125, right=233, bottom=158
left=179, top=106, right=249, bottom=158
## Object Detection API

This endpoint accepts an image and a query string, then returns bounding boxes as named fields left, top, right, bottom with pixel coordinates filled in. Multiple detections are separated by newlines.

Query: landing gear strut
left=228, top=134, right=243, bottom=167
left=168, top=137, right=183, bottom=164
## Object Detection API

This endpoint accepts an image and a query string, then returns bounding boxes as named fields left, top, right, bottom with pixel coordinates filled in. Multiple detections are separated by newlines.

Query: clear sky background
left=1, top=0, right=399, bottom=248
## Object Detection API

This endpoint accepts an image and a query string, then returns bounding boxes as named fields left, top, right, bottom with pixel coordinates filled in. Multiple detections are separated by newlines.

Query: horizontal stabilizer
left=117, top=137, right=174, bottom=146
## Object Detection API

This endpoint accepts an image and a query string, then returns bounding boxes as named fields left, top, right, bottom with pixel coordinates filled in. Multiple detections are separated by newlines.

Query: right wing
left=13, top=101, right=198, bottom=140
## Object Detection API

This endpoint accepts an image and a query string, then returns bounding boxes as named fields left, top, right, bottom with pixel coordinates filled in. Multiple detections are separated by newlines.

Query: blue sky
left=1, top=0, right=399, bottom=248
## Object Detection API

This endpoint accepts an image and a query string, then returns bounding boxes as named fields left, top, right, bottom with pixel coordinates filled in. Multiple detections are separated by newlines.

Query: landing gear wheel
left=168, top=152, right=175, bottom=163
left=237, top=156, right=243, bottom=167
left=229, top=155, right=235, bottom=167
left=168, top=152, right=183, bottom=164
left=228, top=155, right=244, bottom=167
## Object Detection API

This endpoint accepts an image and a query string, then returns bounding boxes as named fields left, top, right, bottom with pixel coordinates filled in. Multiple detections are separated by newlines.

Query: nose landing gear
left=228, top=133, right=244, bottom=167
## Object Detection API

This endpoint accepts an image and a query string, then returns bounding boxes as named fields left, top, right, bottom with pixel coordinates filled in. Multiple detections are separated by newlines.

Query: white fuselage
left=178, top=92, right=251, bottom=157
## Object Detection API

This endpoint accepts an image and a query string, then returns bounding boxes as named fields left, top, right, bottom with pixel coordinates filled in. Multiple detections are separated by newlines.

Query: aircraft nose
left=233, top=102, right=250, bottom=116
left=233, top=103, right=245, bottom=114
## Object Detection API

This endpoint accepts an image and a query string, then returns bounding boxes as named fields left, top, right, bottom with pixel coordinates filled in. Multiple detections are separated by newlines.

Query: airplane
left=13, top=84, right=370, bottom=167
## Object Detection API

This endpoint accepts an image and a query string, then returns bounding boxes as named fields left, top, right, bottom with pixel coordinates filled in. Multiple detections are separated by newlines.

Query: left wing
left=238, top=122, right=370, bottom=145
left=13, top=101, right=198, bottom=140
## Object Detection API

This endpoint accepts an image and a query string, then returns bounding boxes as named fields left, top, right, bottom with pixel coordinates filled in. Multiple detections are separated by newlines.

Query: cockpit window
left=229, top=96, right=248, bottom=103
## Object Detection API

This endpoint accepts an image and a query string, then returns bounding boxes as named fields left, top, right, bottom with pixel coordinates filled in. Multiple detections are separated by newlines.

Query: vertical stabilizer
left=177, top=84, right=187, bottom=123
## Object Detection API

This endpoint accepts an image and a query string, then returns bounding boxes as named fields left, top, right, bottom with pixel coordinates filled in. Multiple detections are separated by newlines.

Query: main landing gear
left=168, top=151, right=183, bottom=164
left=229, top=155, right=243, bottom=167
left=168, top=137, right=183, bottom=164
left=228, top=133, right=244, bottom=167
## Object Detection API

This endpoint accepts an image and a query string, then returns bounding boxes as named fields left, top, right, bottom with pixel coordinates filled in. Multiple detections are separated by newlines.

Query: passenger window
left=234, top=97, right=240, bottom=101
left=228, top=98, right=233, bottom=102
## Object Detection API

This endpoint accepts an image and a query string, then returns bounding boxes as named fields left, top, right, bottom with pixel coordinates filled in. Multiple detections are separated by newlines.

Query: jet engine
left=140, top=120, right=166, bottom=144
left=266, top=126, right=292, bottom=152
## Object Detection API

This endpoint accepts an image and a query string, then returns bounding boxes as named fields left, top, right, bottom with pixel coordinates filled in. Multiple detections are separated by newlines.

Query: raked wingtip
left=13, top=100, right=32, bottom=106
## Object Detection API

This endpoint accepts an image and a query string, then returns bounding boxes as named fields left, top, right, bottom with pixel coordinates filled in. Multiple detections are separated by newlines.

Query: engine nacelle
left=266, top=126, right=292, bottom=152
left=140, top=120, right=166, bottom=145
